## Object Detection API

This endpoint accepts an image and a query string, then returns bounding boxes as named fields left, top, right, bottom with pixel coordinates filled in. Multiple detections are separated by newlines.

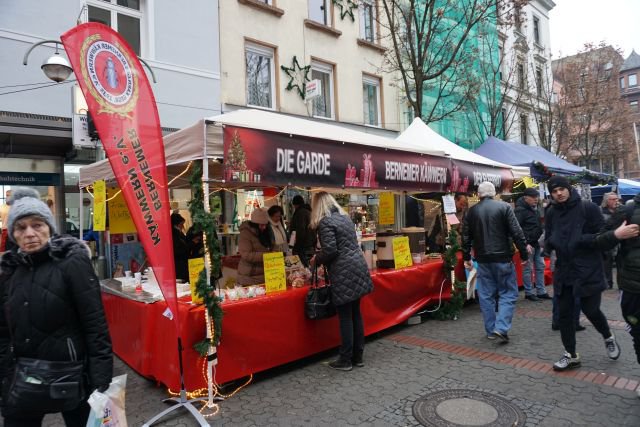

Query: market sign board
left=378, top=192, right=395, bottom=225
left=222, top=127, right=513, bottom=193
left=392, top=236, right=413, bottom=269
left=263, top=252, right=286, bottom=293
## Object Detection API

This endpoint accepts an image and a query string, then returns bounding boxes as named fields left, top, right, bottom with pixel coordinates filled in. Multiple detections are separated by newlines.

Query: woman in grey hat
left=0, top=188, right=113, bottom=426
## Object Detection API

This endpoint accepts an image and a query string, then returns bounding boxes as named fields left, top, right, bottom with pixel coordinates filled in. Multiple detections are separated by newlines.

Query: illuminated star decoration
left=280, top=56, right=311, bottom=100
left=332, top=0, right=358, bottom=21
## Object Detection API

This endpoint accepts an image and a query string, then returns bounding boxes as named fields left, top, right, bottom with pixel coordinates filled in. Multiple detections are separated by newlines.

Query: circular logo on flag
left=80, top=34, right=139, bottom=117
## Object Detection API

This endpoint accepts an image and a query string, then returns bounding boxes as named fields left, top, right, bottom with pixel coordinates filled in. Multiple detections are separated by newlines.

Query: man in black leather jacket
left=462, top=182, right=529, bottom=343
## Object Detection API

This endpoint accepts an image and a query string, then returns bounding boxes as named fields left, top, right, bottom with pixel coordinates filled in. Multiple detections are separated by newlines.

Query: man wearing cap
left=544, top=175, right=636, bottom=371
left=462, top=182, right=529, bottom=343
left=515, top=187, right=551, bottom=302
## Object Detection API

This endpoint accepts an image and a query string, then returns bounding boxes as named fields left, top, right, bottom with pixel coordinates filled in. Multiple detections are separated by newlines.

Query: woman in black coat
left=310, top=192, right=373, bottom=371
left=171, top=213, right=189, bottom=283
left=0, top=188, right=112, bottom=426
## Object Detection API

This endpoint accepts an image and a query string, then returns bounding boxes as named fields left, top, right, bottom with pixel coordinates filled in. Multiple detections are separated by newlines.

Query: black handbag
left=2, top=339, right=86, bottom=413
left=305, top=265, right=336, bottom=320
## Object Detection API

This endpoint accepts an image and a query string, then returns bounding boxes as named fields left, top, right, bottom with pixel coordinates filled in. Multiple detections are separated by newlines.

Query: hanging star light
left=280, top=56, right=311, bottom=100
left=333, top=0, right=358, bottom=21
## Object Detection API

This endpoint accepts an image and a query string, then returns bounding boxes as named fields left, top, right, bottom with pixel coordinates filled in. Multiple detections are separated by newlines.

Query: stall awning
left=206, top=109, right=446, bottom=157
left=79, top=119, right=222, bottom=187
left=475, top=136, right=584, bottom=180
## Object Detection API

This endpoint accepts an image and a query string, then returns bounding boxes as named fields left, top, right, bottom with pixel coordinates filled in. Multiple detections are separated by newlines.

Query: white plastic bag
left=86, top=374, right=128, bottom=427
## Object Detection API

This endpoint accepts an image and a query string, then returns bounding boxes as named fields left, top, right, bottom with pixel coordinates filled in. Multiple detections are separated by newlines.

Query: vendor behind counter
left=237, top=208, right=273, bottom=286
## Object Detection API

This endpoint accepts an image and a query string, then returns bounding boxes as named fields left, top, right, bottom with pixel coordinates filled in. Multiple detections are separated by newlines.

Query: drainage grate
left=412, top=389, right=527, bottom=427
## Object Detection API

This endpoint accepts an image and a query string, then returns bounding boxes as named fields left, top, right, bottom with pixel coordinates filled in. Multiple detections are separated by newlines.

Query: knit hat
left=6, top=187, right=56, bottom=243
left=250, top=208, right=269, bottom=225
left=547, top=176, right=571, bottom=193
left=523, top=187, right=540, bottom=197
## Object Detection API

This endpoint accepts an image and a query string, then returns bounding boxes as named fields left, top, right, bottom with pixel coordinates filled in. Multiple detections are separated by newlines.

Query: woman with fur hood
left=0, top=188, right=113, bottom=426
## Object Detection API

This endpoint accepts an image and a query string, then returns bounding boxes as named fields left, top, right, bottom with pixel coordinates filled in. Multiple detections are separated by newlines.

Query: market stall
left=80, top=109, right=525, bottom=390
left=591, top=178, right=640, bottom=205
left=100, top=258, right=450, bottom=390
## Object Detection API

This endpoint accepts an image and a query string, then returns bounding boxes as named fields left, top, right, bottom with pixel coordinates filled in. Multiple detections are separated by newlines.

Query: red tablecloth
left=102, top=258, right=450, bottom=391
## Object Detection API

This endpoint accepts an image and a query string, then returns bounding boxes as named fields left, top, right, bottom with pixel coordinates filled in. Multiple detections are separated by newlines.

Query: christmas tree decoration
left=333, top=0, right=358, bottom=21
left=188, top=161, right=224, bottom=354
left=280, top=56, right=311, bottom=100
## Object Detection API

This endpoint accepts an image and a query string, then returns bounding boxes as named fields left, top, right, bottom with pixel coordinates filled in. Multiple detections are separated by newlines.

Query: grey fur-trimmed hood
left=0, top=235, right=91, bottom=276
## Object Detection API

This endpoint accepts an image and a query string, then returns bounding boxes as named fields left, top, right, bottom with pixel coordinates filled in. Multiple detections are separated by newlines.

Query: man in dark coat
left=290, top=195, right=315, bottom=267
left=462, top=182, right=529, bottom=343
left=171, top=213, right=189, bottom=283
left=596, top=192, right=640, bottom=395
left=515, top=187, right=551, bottom=302
left=544, top=176, right=622, bottom=371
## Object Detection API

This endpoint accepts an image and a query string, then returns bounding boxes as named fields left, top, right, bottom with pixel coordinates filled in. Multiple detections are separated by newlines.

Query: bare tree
left=526, top=59, right=563, bottom=154
left=378, top=0, right=530, bottom=128
left=465, top=12, right=528, bottom=144
left=553, top=43, right=634, bottom=171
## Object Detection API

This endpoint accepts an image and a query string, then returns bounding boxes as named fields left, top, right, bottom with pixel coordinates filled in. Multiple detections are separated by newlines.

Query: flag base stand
left=143, top=338, right=222, bottom=427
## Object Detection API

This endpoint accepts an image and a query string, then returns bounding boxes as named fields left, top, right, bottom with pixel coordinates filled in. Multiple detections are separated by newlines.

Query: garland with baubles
left=188, top=161, right=224, bottom=356
left=532, top=161, right=615, bottom=185
left=432, top=228, right=466, bottom=320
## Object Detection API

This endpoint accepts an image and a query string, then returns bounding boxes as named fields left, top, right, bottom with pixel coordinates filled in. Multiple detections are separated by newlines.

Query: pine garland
left=432, top=228, right=466, bottom=320
left=188, top=161, right=224, bottom=355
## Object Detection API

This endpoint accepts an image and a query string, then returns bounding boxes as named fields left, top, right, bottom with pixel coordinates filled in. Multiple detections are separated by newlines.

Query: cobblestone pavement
left=30, top=287, right=640, bottom=426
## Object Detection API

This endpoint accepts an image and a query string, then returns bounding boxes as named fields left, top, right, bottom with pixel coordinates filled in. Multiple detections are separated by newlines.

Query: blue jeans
left=522, top=246, right=547, bottom=296
left=476, top=262, right=519, bottom=336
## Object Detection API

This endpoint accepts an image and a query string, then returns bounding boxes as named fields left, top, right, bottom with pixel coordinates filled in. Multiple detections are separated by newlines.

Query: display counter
left=101, top=258, right=451, bottom=391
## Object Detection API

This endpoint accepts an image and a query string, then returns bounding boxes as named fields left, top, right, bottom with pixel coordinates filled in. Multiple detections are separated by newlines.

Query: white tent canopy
left=396, top=118, right=530, bottom=180
left=79, top=119, right=223, bottom=187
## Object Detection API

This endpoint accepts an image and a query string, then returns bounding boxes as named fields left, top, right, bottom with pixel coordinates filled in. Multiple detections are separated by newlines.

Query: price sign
left=93, top=180, right=106, bottom=231
left=263, top=252, right=286, bottom=293
left=442, top=194, right=456, bottom=214
left=108, top=188, right=137, bottom=233
left=393, top=236, right=413, bottom=269
left=188, top=257, right=205, bottom=304
left=379, top=192, right=395, bottom=225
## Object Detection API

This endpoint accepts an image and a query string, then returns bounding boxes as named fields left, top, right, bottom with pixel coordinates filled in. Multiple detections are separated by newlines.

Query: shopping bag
left=86, top=374, right=127, bottom=427
left=305, top=265, right=336, bottom=320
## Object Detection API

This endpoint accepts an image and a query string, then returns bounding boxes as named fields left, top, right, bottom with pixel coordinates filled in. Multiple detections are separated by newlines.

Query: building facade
left=218, top=0, right=400, bottom=136
left=620, top=50, right=640, bottom=178
left=499, top=0, right=556, bottom=148
left=0, top=0, right=221, bottom=232
left=553, top=45, right=633, bottom=177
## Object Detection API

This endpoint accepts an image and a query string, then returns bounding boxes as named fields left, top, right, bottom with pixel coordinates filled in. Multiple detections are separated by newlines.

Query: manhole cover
left=412, top=389, right=527, bottom=426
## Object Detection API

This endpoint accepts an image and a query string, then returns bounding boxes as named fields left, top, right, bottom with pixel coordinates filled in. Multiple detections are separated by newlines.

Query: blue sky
left=549, top=0, right=640, bottom=59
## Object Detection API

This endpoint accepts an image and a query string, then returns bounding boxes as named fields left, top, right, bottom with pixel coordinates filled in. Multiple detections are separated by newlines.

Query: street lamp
left=23, top=40, right=73, bottom=83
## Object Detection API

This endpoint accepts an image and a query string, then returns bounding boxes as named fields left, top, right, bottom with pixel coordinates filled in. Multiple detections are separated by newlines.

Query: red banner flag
left=61, top=23, right=181, bottom=331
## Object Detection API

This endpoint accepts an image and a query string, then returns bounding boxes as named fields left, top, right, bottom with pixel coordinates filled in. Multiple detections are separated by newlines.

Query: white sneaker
left=605, top=335, right=621, bottom=360
left=553, top=352, right=581, bottom=371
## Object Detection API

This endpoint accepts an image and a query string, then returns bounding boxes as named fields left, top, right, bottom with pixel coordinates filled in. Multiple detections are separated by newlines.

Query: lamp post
left=22, top=40, right=73, bottom=82
left=23, top=39, right=157, bottom=83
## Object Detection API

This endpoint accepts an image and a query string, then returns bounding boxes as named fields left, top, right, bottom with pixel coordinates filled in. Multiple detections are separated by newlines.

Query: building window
left=88, top=0, right=142, bottom=55
left=538, top=120, right=546, bottom=144
left=520, top=114, right=528, bottom=145
left=360, top=0, right=376, bottom=42
left=630, top=74, right=638, bottom=87
left=311, top=61, right=334, bottom=119
left=517, top=62, right=525, bottom=89
left=631, top=100, right=639, bottom=112
left=535, top=67, right=543, bottom=97
left=620, top=77, right=626, bottom=89
left=533, top=16, right=540, bottom=44
left=362, top=75, right=381, bottom=126
left=245, top=43, right=275, bottom=109
left=308, top=0, right=329, bottom=26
